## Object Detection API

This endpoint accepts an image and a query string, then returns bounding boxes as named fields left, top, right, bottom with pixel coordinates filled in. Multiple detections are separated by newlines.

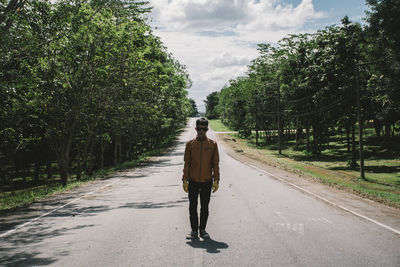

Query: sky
left=147, top=0, right=368, bottom=112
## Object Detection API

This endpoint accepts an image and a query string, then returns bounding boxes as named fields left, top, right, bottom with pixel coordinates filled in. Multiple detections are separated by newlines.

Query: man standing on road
left=182, top=118, right=220, bottom=239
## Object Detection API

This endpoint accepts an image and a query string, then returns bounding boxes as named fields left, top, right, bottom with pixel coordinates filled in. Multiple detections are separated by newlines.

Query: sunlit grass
left=208, top=119, right=234, bottom=132
left=215, top=119, right=400, bottom=207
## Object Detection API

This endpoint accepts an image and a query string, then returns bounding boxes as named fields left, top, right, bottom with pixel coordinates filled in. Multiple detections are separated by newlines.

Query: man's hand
left=182, top=180, right=189, bottom=193
left=212, top=180, right=219, bottom=193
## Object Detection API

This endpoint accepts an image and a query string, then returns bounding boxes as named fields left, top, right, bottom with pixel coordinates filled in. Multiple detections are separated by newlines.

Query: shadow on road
left=118, top=199, right=188, bottom=209
left=0, top=223, right=95, bottom=266
left=186, top=238, right=229, bottom=253
left=0, top=251, right=57, bottom=266
left=0, top=130, right=190, bottom=265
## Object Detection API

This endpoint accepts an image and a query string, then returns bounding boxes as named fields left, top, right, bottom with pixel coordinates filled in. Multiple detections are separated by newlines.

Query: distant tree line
left=206, top=0, right=399, bottom=164
left=0, top=0, right=194, bottom=186
left=188, top=98, right=199, bottom=117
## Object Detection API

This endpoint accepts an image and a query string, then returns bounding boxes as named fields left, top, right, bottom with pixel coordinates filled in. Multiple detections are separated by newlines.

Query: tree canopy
left=207, top=3, right=399, bottom=158
left=0, top=0, right=193, bottom=186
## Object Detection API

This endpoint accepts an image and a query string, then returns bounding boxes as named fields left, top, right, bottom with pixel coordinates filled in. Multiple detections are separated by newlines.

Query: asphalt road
left=1, top=118, right=399, bottom=266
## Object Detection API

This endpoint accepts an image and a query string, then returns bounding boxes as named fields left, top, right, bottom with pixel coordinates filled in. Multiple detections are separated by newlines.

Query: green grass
left=209, top=119, right=235, bottom=132
left=219, top=121, right=400, bottom=207
left=0, top=129, right=182, bottom=211
left=0, top=181, right=85, bottom=211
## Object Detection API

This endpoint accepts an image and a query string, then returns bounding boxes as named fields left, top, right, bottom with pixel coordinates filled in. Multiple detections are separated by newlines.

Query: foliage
left=0, top=0, right=192, bottom=187
left=188, top=98, right=198, bottom=117
left=209, top=8, right=399, bottom=159
left=204, top=91, right=219, bottom=119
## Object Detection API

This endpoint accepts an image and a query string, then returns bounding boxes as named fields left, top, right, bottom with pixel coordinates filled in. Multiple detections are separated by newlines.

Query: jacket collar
left=196, top=136, right=207, bottom=142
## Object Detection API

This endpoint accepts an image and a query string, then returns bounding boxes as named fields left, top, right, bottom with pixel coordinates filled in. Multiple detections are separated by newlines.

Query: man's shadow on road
left=186, top=238, right=229, bottom=253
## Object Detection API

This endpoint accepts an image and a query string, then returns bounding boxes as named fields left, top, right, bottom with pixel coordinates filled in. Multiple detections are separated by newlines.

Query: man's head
left=196, top=118, right=208, bottom=138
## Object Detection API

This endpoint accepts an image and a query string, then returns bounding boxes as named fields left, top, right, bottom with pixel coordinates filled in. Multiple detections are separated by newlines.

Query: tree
left=205, top=91, right=220, bottom=119
left=365, top=0, right=400, bottom=141
left=188, top=98, right=198, bottom=117
left=0, top=0, right=193, bottom=187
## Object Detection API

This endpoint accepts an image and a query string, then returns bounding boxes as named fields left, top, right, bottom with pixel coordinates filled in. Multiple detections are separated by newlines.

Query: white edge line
left=1, top=179, right=120, bottom=238
left=246, top=162, right=400, bottom=236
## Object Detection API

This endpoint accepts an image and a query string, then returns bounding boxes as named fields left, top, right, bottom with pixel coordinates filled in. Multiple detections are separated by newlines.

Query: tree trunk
left=87, top=139, right=96, bottom=176
left=76, top=144, right=82, bottom=180
left=384, top=121, right=391, bottom=142
left=118, top=136, right=122, bottom=163
left=295, top=117, right=300, bottom=150
left=59, top=161, right=68, bottom=186
left=373, top=120, right=381, bottom=138
left=351, top=123, right=356, bottom=166
left=391, top=124, right=395, bottom=138
left=82, top=132, right=95, bottom=175
left=100, top=138, right=105, bottom=169
left=46, top=161, right=52, bottom=179
left=312, top=125, right=318, bottom=155
left=114, top=133, right=118, bottom=166
left=56, top=133, right=74, bottom=186
left=346, top=124, right=350, bottom=152
left=57, top=146, right=71, bottom=186
left=306, top=124, right=310, bottom=152
left=34, top=161, right=40, bottom=184
left=255, top=123, right=259, bottom=146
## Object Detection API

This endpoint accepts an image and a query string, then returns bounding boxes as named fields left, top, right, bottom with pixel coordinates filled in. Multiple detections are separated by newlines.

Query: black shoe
left=186, top=230, right=198, bottom=239
left=199, top=230, right=210, bottom=239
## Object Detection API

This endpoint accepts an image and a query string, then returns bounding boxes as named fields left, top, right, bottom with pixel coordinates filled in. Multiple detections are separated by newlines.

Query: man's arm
left=182, top=142, right=191, bottom=181
left=212, top=143, right=220, bottom=182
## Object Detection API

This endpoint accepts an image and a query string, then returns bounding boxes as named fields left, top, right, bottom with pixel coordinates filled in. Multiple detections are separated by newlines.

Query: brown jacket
left=182, top=137, right=220, bottom=183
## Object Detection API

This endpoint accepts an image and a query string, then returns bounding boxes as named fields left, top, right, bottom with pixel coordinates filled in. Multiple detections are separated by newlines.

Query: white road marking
left=0, top=179, right=120, bottom=238
left=307, top=217, right=333, bottom=224
left=276, top=223, right=305, bottom=235
left=274, top=210, right=290, bottom=224
left=246, top=163, right=400, bottom=236
left=298, top=224, right=305, bottom=235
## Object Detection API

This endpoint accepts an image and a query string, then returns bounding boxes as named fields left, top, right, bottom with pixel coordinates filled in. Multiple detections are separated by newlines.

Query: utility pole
left=277, top=74, right=282, bottom=154
left=355, top=65, right=365, bottom=180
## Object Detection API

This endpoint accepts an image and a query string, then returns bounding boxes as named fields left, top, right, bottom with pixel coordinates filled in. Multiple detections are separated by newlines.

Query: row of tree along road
left=205, top=1, right=400, bottom=180
left=0, top=0, right=197, bottom=188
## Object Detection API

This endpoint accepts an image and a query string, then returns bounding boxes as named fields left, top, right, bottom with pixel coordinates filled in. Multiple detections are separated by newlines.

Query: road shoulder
left=215, top=133, right=400, bottom=235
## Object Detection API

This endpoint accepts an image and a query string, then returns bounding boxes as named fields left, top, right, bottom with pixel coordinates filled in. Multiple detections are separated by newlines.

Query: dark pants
left=188, top=181, right=212, bottom=232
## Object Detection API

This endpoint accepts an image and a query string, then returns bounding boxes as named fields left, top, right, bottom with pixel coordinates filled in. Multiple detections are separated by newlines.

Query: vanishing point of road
left=1, top=118, right=399, bottom=266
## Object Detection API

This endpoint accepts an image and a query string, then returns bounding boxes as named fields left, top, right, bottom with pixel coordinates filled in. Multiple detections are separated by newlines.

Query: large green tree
left=0, top=0, right=192, bottom=186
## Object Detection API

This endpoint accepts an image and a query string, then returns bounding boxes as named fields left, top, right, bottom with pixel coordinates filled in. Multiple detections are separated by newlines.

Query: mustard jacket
left=182, top=137, right=220, bottom=183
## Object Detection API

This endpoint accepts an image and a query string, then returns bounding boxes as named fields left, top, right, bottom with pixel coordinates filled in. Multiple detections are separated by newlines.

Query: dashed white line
left=0, top=179, right=120, bottom=238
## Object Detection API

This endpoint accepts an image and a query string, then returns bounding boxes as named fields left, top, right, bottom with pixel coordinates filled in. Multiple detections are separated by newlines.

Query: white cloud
left=147, top=0, right=326, bottom=112
left=210, top=52, right=250, bottom=67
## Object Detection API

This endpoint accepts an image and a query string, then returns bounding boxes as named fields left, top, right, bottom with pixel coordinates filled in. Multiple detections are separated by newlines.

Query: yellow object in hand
left=212, top=181, right=219, bottom=193
left=182, top=180, right=189, bottom=193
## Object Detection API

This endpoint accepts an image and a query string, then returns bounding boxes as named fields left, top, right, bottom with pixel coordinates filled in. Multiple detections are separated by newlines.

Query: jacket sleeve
left=212, top=143, right=220, bottom=182
left=182, top=142, right=191, bottom=181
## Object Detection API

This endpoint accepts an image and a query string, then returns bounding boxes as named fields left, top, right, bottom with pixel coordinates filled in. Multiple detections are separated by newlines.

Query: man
left=182, top=118, right=220, bottom=239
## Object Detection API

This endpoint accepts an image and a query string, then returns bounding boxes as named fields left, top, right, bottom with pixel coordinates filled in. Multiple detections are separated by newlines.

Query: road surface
left=1, top=118, right=399, bottom=266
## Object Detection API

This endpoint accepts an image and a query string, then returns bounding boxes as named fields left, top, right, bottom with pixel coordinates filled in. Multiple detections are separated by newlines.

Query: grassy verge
left=212, top=120, right=400, bottom=207
left=0, top=129, right=182, bottom=211
left=209, top=119, right=235, bottom=132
